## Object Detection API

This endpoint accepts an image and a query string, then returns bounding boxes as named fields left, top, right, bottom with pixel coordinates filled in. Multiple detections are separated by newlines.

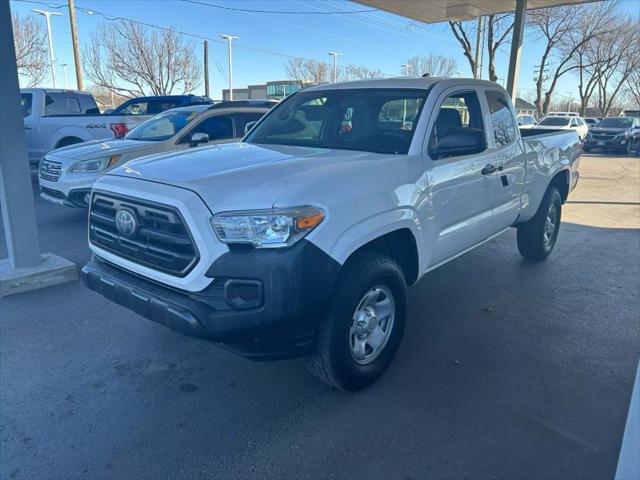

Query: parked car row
left=517, top=112, right=639, bottom=154
left=22, top=88, right=215, bottom=167
left=38, top=99, right=277, bottom=207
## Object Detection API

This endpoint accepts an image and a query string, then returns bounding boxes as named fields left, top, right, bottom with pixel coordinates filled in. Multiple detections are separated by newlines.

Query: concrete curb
left=0, top=253, right=78, bottom=297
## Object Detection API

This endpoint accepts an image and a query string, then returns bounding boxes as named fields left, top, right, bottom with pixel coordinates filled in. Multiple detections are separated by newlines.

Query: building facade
left=222, top=80, right=311, bottom=101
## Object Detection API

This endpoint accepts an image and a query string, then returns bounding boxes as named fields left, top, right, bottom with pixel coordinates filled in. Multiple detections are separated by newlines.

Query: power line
left=178, top=0, right=377, bottom=15
left=11, top=0, right=394, bottom=79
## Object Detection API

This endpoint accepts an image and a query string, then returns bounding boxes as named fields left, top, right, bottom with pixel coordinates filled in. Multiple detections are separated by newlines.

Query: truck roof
left=303, top=77, right=505, bottom=92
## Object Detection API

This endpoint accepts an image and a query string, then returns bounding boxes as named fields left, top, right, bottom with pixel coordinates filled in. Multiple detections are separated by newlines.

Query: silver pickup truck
left=81, top=78, right=581, bottom=390
left=21, top=89, right=203, bottom=167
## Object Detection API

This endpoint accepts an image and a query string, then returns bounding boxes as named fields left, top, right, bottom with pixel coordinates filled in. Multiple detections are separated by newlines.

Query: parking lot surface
left=1, top=153, right=639, bottom=480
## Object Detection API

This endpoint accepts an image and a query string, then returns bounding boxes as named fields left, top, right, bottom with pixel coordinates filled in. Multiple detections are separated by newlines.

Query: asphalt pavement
left=1, top=153, right=639, bottom=480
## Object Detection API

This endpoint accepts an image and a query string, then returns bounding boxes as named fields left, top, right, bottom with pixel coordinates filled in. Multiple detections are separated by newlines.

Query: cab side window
left=485, top=90, right=517, bottom=147
left=190, top=115, right=234, bottom=140
left=428, top=91, right=486, bottom=159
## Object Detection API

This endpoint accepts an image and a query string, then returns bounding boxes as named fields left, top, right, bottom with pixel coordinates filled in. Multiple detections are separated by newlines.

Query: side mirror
left=431, top=129, right=487, bottom=159
left=244, top=121, right=257, bottom=135
left=190, top=132, right=209, bottom=147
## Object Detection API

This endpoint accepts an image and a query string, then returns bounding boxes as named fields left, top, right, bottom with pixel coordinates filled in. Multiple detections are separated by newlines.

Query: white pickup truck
left=21, top=88, right=152, bottom=166
left=81, top=78, right=581, bottom=390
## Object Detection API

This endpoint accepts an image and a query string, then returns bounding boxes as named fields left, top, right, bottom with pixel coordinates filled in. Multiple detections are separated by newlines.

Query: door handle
left=481, top=163, right=498, bottom=175
left=24, top=125, right=32, bottom=130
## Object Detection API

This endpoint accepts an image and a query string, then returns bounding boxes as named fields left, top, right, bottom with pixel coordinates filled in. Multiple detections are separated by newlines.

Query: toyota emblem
left=115, top=208, right=137, bottom=236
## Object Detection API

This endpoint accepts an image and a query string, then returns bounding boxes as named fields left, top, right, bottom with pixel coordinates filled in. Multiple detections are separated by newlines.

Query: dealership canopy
left=355, top=0, right=594, bottom=99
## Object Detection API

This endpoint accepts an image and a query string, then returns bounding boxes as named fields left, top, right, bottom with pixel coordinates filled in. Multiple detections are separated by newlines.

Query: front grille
left=39, top=158, right=62, bottom=182
left=592, top=133, right=615, bottom=141
left=89, top=192, right=199, bottom=277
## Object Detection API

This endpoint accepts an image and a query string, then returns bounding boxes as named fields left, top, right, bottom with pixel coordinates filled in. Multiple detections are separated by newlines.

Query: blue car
left=110, top=94, right=214, bottom=116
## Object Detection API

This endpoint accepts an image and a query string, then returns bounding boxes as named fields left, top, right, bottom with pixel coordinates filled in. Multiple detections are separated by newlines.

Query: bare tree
left=448, top=20, right=478, bottom=76
left=448, top=14, right=513, bottom=81
left=284, top=58, right=331, bottom=83
left=284, top=58, right=384, bottom=83
left=528, top=4, right=610, bottom=117
left=592, top=22, right=640, bottom=116
left=404, top=54, right=458, bottom=77
left=626, top=69, right=640, bottom=108
left=485, top=14, right=514, bottom=82
left=84, top=21, right=200, bottom=96
left=342, top=64, right=385, bottom=80
left=12, top=13, right=49, bottom=87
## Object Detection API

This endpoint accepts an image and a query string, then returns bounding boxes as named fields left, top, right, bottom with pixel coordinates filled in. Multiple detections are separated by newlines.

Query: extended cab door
left=425, top=88, right=496, bottom=267
left=482, top=89, right=526, bottom=231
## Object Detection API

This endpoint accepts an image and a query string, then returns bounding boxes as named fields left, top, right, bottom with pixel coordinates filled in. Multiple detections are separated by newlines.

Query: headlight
left=613, top=132, right=628, bottom=140
left=69, top=155, right=121, bottom=173
left=211, top=206, right=325, bottom=248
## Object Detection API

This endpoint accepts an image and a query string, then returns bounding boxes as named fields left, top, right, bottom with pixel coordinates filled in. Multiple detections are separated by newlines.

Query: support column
left=1, top=0, right=77, bottom=296
left=1, top=0, right=41, bottom=269
left=505, top=0, right=527, bottom=99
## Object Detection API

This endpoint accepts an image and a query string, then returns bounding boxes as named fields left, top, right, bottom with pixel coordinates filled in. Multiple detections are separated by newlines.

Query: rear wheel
left=517, top=187, right=562, bottom=261
left=305, top=252, right=407, bottom=391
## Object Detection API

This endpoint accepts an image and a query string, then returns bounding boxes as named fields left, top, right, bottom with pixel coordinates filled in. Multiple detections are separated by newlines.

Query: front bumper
left=584, top=137, right=629, bottom=150
left=82, top=240, right=341, bottom=360
left=40, top=186, right=91, bottom=207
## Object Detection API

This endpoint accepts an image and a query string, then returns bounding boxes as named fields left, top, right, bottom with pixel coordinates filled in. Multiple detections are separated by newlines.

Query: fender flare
left=322, top=207, right=427, bottom=274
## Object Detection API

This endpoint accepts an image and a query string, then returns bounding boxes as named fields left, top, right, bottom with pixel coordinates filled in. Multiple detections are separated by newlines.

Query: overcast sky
left=10, top=0, right=640, bottom=101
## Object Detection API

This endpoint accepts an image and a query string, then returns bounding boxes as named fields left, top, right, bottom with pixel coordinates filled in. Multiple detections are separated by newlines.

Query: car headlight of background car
left=613, top=132, right=629, bottom=142
left=69, top=155, right=121, bottom=173
left=211, top=207, right=325, bottom=248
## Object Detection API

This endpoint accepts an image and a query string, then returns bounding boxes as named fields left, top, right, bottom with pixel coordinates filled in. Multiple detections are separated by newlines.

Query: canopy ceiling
left=354, top=0, right=595, bottom=23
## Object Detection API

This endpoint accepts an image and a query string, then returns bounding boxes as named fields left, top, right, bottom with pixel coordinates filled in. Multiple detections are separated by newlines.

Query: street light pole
left=220, top=34, right=238, bottom=100
left=31, top=9, right=62, bottom=88
left=61, top=63, right=68, bottom=89
left=401, top=63, right=413, bottom=77
left=328, top=52, right=341, bottom=83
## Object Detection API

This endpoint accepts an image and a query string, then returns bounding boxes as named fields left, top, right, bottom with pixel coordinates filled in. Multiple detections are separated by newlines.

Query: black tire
left=305, top=252, right=407, bottom=391
left=517, top=187, right=562, bottom=261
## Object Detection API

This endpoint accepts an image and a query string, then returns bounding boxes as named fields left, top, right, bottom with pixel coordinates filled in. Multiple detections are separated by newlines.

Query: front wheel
left=305, top=252, right=407, bottom=391
left=517, top=187, right=562, bottom=261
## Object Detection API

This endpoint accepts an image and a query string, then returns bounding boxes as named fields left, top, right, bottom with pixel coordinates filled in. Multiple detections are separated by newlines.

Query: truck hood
left=48, top=138, right=156, bottom=161
left=106, top=142, right=393, bottom=211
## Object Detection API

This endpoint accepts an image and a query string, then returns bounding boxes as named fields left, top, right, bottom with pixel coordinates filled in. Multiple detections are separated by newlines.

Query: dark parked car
left=111, top=94, right=214, bottom=116
left=583, top=117, right=640, bottom=154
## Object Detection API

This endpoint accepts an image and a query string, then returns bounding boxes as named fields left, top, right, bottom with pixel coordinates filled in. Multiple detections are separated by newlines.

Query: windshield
left=124, top=109, right=199, bottom=141
left=538, top=117, right=570, bottom=126
left=597, top=118, right=633, bottom=128
left=245, top=88, right=429, bottom=154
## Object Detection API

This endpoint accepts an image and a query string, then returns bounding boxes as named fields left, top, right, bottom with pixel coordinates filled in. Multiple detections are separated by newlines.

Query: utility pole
left=473, top=16, right=483, bottom=79
left=401, top=63, right=413, bottom=77
left=203, top=40, right=210, bottom=97
left=31, top=9, right=62, bottom=88
left=220, top=34, right=238, bottom=100
left=328, top=51, right=341, bottom=83
left=61, top=63, right=68, bottom=88
left=67, top=0, right=83, bottom=90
